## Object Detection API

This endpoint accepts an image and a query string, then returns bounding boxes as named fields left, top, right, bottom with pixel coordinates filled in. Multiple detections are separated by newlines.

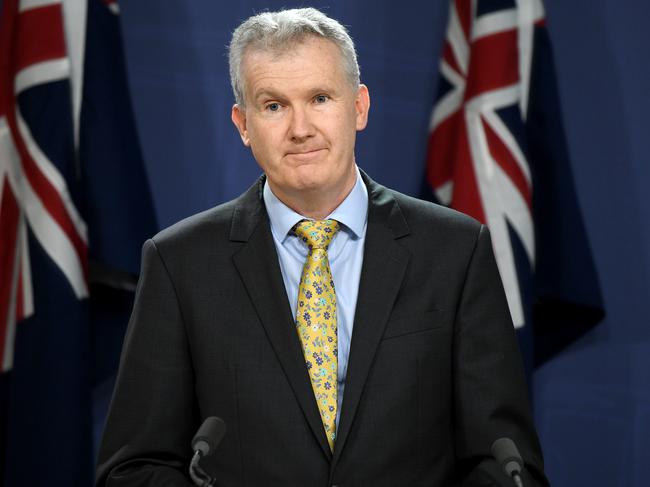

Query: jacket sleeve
left=95, top=239, right=196, bottom=487
left=453, top=225, right=549, bottom=487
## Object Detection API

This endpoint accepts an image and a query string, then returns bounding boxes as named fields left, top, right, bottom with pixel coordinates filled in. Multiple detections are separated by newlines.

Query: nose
left=288, top=105, right=315, bottom=142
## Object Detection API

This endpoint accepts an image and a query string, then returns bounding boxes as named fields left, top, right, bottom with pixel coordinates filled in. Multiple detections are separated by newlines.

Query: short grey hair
left=228, top=8, right=361, bottom=106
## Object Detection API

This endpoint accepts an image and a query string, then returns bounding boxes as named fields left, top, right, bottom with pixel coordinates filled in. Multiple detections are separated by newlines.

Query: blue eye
left=267, top=102, right=280, bottom=112
left=314, top=95, right=329, bottom=104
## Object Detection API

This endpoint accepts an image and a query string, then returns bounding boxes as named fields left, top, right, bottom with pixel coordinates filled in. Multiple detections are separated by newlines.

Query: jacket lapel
left=230, top=178, right=333, bottom=459
left=332, top=174, right=411, bottom=465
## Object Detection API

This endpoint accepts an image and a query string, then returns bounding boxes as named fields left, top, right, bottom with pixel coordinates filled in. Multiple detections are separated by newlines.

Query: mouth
left=285, top=148, right=326, bottom=162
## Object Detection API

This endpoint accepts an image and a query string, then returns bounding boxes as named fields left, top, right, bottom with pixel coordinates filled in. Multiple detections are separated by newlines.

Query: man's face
left=231, top=36, right=370, bottom=206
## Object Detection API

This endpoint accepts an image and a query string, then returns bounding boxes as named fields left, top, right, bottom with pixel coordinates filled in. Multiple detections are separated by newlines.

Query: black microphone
left=491, top=437, right=524, bottom=487
left=189, top=417, right=227, bottom=487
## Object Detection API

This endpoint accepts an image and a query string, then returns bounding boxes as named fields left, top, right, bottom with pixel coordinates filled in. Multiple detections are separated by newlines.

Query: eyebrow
left=253, top=90, right=284, bottom=103
left=253, top=85, right=340, bottom=104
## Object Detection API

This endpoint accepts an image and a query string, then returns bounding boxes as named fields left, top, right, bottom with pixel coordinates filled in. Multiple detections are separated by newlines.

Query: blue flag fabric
left=525, top=23, right=604, bottom=364
left=80, top=0, right=157, bottom=276
left=0, top=1, right=157, bottom=485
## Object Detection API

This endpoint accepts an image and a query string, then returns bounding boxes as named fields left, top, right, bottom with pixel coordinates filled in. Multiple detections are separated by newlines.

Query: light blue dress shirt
left=263, top=167, right=368, bottom=427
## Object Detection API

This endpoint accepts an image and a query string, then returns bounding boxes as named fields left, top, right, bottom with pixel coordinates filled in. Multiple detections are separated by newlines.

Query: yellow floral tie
left=293, top=219, right=340, bottom=451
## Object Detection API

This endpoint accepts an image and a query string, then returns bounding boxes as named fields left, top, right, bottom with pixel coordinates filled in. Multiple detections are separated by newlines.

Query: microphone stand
left=189, top=450, right=216, bottom=487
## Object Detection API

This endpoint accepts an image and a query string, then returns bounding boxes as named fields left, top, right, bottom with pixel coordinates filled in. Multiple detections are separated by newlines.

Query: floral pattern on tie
left=293, top=219, right=340, bottom=451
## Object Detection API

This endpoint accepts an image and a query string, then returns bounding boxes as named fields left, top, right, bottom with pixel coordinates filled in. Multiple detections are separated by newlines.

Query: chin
left=292, top=177, right=327, bottom=193
left=290, top=168, right=330, bottom=190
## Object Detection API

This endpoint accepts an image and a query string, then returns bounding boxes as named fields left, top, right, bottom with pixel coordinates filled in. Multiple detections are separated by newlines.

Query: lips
left=286, top=148, right=324, bottom=156
left=285, top=148, right=326, bottom=161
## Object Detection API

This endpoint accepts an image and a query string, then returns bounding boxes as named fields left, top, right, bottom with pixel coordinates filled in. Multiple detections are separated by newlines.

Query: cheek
left=335, top=110, right=359, bottom=140
left=332, top=122, right=357, bottom=156
left=248, top=129, right=282, bottom=162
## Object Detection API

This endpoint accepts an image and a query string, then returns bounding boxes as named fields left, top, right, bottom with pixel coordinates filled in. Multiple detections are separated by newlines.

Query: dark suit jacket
left=96, top=173, right=548, bottom=487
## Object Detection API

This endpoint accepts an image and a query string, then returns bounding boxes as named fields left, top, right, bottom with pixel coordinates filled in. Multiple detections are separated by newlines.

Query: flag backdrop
left=425, top=0, right=604, bottom=369
left=0, top=0, right=157, bottom=485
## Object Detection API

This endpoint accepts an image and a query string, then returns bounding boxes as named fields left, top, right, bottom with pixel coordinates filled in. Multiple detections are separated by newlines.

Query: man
left=97, top=8, right=548, bottom=487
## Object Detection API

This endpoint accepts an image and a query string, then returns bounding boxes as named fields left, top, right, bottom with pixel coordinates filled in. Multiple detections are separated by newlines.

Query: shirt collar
left=263, top=166, right=368, bottom=243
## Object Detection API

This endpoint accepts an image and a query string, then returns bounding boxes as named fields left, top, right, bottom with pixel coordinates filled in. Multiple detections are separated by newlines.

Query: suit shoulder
left=152, top=199, right=236, bottom=246
left=388, top=189, right=482, bottom=237
left=146, top=196, right=249, bottom=268
left=151, top=177, right=264, bottom=251
left=373, top=185, right=491, bottom=278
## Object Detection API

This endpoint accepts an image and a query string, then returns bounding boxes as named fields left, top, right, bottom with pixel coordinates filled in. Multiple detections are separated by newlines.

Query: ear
left=231, top=104, right=250, bottom=147
left=354, top=84, right=370, bottom=131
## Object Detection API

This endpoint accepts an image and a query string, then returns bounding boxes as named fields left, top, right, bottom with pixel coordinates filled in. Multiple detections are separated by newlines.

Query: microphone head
left=491, top=437, right=523, bottom=477
left=191, top=417, right=227, bottom=457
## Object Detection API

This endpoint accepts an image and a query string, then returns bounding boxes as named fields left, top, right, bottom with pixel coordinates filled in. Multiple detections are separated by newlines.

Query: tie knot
left=293, top=219, right=340, bottom=250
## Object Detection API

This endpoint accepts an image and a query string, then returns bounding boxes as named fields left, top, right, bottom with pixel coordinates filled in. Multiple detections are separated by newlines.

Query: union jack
left=1, top=1, right=157, bottom=483
left=0, top=0, right=88, bottom=372
left=426, top=0, right=546, bottom=329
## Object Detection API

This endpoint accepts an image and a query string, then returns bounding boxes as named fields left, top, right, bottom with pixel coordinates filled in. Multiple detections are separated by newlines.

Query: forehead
left=240, top=37, right=349, bottom=99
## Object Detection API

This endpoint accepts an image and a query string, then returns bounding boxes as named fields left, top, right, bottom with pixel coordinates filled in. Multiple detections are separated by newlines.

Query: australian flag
left=0, top=0, right=157, bottom=485
left=424, top=0, right=604, bottom=371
